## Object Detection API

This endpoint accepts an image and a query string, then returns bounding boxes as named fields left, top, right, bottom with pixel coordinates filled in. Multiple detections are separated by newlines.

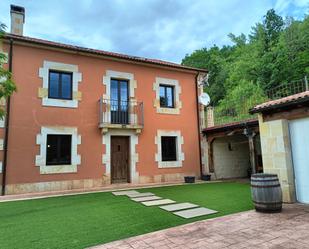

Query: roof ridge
left=4, top=33, right=208, bottom=73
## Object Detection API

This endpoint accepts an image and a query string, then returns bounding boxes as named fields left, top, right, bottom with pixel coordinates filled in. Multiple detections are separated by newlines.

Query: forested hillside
left=182, top=9, right=309, bottom=112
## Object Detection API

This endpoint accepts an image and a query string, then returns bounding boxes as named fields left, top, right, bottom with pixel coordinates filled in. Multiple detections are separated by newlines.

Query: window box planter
left=184, top=176, right=195, bottom=183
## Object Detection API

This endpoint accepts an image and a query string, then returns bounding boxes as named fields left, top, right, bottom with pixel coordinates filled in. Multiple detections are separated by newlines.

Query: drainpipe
left=195, top=73, right=203, bottom=178
left=1, top=38, right=13, bottom=196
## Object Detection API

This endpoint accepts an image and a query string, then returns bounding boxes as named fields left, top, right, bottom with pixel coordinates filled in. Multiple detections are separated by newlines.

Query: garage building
left=250, top=91, right=309, bottom=203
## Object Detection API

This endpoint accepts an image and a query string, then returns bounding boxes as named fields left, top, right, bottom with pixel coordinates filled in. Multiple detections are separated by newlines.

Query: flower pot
left=184, top=176, right=195, bottom=183
left=201, top=174, right=211, bottom=181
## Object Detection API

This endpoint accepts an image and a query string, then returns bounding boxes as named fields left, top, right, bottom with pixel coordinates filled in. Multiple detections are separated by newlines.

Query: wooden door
left=111, top=136, right=129, bottom=183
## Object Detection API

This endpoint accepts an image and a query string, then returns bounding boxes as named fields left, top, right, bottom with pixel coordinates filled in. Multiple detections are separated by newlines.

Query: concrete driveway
left=90, top=204, right=309, bottom=249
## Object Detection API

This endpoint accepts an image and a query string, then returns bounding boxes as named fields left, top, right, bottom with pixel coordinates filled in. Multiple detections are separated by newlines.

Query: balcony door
left=111, top=79, right=129, bottom=124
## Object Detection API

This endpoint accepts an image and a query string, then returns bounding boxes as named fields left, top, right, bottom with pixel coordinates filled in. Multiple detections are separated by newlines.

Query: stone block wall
left=258, top=114, right=296, bottom=203
left=213, top=135, right=250, bottom=179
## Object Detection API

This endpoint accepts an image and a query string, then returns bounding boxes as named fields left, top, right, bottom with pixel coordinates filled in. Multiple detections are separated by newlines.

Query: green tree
left=263, top=9, right=284, bottom=50
left=182, top=9, right=309, bottom=125
left=182, top=45, right=233, bottom=105
left=0, top=23, right=17, bottom=118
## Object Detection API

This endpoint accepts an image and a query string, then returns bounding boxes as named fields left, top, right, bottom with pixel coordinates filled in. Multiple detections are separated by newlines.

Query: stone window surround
left=0, top=116, right=4, bottom=128
left=38, top=61, right=82, bottom=108
left=102, top=130, right=139, bottom=183
left=153, top=77, right=182, bottom=115
left=155, top=130, right=185, bottom=168
left=102, top=70, right=137, bottom=100
left=102, top=70, right=138, bottom=126
left=35, top=126, right=81, bottom=174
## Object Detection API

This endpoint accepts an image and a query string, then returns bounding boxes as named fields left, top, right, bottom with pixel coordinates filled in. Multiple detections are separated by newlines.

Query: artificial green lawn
left=0, top=182, right=253, bottom=249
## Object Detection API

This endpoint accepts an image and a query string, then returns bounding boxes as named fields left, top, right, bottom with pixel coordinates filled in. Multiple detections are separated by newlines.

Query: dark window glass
left=49, top=72, right=60, bottom=98
left=159, top=85, right=174, bottom=108
left=111, top=79, right=119, bottom=111
left=61, top=74, right=72, bottom=99
left=161, top=136, right=177, bottom=161
left=48, top=71, right=72, bottom=100
left=110, top=79, right=129, bottom=124
left=46, top=135, right=72, bottom=165
left=120, top=80, right=128, bottom=111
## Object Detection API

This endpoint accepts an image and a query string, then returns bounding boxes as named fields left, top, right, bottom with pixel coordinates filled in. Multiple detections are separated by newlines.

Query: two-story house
left=0, top=5, right=208, bottom=195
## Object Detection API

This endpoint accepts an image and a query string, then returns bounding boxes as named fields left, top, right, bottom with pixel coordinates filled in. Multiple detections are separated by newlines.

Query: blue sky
left=0, top=0, right=308, bottom=63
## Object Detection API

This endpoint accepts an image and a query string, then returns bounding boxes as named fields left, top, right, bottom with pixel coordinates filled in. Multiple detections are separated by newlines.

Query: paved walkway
left=112, top=190, right=218, bottom=219
left=90, top=204, right=309, bottom=249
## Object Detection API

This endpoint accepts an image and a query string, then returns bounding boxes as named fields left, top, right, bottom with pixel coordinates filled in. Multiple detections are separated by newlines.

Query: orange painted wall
left=2, top=43, right=201, bottom=185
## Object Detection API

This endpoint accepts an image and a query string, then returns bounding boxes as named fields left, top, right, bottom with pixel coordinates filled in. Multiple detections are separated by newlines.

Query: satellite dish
left=199, top=93, right=211, bottom=106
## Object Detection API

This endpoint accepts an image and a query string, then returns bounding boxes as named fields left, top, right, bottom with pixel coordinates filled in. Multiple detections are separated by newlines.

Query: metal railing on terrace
left=206, top=76, right=308, bottom=127
left=99, top=98, right=144, bottom=128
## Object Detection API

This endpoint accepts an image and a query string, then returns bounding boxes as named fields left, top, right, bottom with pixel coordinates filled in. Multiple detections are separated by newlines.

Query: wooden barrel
left=251, top=173, right=282, bottom=212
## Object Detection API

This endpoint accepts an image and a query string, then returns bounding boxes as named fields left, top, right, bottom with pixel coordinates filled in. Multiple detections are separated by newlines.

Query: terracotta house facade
left=0, top=6, right=208, bottom=195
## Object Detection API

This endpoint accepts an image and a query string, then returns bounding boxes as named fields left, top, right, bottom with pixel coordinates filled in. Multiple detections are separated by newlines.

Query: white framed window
left=155, top=130, right=184, bottom=168
left=35, top=126, right=81, bottom=174
left=153, top=77, right=182, bottom=115
left=38, top=61, right=82, bottom=108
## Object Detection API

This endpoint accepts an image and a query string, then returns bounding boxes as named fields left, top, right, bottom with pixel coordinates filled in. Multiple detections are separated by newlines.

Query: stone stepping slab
left=127, top=192, right=155, bottom=198
left=173, top=207, right=218, bottom=219
left=112, top=190, right=139, bottom=196
left=159, top=203, right=199, bottom=212
left=131, top=196, right=162, bottom=202
left=141, top=199, right=176, bottom=206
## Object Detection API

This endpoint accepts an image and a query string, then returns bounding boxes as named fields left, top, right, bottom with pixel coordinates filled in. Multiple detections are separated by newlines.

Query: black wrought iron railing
left=99, top=98, right=144, bottom=127
left=206, top=77, right=308, bottom=127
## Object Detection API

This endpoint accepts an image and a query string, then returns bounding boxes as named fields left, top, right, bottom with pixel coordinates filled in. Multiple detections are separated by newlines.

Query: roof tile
left=251, top=91, right=309, bottom=113
left=4, top=33, right=207, bottom=73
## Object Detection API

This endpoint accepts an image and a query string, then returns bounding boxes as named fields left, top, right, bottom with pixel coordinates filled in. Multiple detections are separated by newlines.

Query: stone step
left=112, top=190, right=139, bottom=196
left=173, top=207, right=218, bottom=219
left=160, top=203, right=199, bottom=212
left=141, top=199, right=176, bottom=206
left=131, top=196, right=162, bottom=202
left=127, top=192, right=155, bottom=198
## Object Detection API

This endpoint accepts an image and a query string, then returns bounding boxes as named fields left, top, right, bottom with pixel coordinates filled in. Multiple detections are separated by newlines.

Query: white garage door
left=289, top=117, right=309, bottom=204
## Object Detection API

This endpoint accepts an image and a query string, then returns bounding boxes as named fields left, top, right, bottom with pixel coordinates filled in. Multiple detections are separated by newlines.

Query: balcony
left=99, top=98, right=144, bottom=134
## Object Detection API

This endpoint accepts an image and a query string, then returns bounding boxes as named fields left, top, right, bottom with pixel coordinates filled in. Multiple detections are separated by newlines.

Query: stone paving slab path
left=159, top=202, right=199, bottom=212
left=131, top=196, right=162, bottom=202
left=141, top=199, right=176, bottom=206
left=127, top=192, right=155, bottom=198
left=89, top=204, right=309, bottom=249
left=112, top=190, right=139, bottom=196
left=173, top=207, right=218, bottom=218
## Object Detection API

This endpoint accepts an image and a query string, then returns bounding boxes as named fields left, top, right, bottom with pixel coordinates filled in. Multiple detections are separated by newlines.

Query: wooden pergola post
left=247, top=133, right=257, bottom=174
left=207, top=137, right=215, bottom=173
